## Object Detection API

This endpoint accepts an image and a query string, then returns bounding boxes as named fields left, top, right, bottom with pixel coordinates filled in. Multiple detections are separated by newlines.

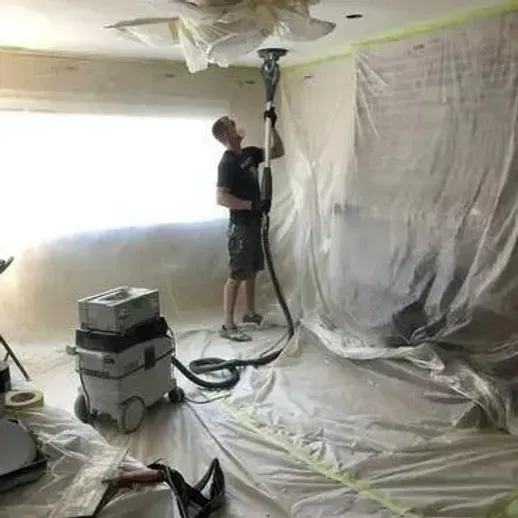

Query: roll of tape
left=6, top=390, right=45, bottom=410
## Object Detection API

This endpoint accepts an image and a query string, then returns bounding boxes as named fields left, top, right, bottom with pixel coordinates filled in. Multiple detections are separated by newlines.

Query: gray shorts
left=227, top=222, right=264, bottom=280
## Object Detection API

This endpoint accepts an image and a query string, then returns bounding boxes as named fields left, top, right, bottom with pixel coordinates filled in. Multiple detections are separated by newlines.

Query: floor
left=3, top=317, right=518, bottom=517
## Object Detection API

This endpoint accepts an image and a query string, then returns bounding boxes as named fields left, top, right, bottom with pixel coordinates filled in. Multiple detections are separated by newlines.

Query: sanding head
left=258, top=48, right=288, bottom=104
left=258, top=48, right=288, bottom=61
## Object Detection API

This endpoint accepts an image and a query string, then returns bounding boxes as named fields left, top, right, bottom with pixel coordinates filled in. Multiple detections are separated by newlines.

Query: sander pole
left=257, top=48, right=295, bottom=339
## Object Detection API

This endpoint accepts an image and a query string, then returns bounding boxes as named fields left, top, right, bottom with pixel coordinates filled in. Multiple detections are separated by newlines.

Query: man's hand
left=264, top=107, right=277, bottom=128
left=263, top=107, right=284, bottom=159
left=217, top=188, right=253, bottom=210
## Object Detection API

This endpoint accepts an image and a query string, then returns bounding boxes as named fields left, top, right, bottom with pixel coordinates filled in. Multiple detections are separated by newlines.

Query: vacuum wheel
left=74, top=394, right=90, bottom=424
left=168, top=387, right=185, bottom=404
left=118, top=396, right=146, bottom=434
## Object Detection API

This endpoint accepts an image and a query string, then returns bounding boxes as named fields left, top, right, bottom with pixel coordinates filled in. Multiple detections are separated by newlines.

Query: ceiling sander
left=0, top=362, right=47, bottom=494
left=257, top=47, right=295, bottom=338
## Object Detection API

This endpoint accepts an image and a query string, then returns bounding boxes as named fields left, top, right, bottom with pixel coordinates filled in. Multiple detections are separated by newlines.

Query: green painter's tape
left=285, top=0, right=518, bottom=72
left=219, top=399, right=423, bottom=518
left=485, top=490, right=518, bottom=518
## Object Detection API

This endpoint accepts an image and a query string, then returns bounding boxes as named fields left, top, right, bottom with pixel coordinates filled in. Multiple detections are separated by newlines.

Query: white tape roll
left=6, top=390, right=45, bottom=410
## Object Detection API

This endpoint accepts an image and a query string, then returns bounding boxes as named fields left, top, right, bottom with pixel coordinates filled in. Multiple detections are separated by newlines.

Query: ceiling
left=0, top=0, right=504, bottom=67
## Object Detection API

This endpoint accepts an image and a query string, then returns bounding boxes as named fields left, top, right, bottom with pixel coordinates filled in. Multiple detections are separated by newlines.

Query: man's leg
left=223, top=277, right=241, bottom=328
left=242, top=223, right=264, bottom=326
left=220, top=224, right=252, bottom=341
left=244, top=275, right=256, bottom=318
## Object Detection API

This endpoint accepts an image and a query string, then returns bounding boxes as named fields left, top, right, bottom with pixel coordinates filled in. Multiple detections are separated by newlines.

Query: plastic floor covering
left=2, top=319, right=518, bottom=518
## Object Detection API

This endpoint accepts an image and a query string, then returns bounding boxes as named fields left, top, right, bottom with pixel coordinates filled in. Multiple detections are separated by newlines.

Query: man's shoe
left=242, top=313, right=263, bottom=326
left=219, top=325, right=252, bottom=342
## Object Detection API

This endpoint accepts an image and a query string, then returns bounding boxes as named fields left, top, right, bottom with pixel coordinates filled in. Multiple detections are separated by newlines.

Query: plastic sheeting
left=0, top=404, right=175, bottom=518
left=1, top=7, right=518, bottom=518
left=107, top=0, right=335, bottom=72
left=280, top=10, right=518, bottom=433
left=5, top=325, right=518, bottom=518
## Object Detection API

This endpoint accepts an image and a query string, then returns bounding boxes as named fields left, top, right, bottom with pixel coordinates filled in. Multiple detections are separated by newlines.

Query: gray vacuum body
left=78, top=287, right=160, bottom=334
left=71, top=287, right=183, bottom=434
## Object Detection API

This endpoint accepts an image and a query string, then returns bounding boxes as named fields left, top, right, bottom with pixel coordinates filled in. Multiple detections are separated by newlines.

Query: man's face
left=223, top=117, right=242, bottom=144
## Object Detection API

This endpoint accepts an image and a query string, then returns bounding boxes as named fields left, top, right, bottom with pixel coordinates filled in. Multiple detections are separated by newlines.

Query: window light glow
left=0, top=110, right=226, bottom=252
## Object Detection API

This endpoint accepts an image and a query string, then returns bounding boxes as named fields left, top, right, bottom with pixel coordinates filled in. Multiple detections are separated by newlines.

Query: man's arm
left=216, top=159, right=253, bottom=210
left=216, top=187, right=252, bottom=210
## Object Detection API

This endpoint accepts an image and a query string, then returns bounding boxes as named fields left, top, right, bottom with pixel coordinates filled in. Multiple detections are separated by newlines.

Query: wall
left=278, top=58, right=356, bottom=321
left=0, top=52, right=270, bottom=344
left=280, top=11, right=518, bottom=355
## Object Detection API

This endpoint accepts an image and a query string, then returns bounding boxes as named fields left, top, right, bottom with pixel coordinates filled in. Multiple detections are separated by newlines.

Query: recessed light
left=345, top=13, right=363, bottom=19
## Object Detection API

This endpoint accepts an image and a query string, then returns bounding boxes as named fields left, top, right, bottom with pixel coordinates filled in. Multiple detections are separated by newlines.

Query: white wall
left=0, top=52, right=262, bottom=124
left=279, top=11, right=518, bottom=352
left=0, top=52, right=269, bottom=344
left=278, top=58, right=356, bottom=320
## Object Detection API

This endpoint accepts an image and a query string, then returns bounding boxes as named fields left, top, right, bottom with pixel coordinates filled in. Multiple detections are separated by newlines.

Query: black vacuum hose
left=261, top=214, right=295, bottom=339
left=170, top=215, right=295, bottom=391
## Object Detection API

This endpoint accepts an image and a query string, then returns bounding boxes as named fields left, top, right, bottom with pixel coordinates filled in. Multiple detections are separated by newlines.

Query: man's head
left=212, top=116, right=243, bottom=150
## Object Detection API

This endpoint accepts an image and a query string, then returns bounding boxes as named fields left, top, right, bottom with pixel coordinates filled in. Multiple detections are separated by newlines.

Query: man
left=212, top=112, right=285, bottom=341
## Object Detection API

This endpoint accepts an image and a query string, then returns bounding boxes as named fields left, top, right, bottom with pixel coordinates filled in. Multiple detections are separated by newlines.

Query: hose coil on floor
left=170, top=215, right=294, bottom=391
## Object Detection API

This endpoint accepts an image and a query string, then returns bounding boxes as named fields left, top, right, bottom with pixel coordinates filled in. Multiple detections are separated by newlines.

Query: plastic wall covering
left=280, top=11, right=518, bottom=433
left=107, top=0, right=335, bottom=72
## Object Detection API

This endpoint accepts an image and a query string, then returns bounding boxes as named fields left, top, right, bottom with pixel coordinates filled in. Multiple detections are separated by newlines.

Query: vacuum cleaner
left=70, top=48, right=294, bottom=431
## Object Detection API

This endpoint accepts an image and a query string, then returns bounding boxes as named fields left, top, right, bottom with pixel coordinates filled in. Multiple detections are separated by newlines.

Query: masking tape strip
left=6, top=389, right=45, bottom=410
left=219, top=399, right=422, bottom=518
left=284, top=0, right=518, bottom=72
left=484, top=487, right=518, bottom=517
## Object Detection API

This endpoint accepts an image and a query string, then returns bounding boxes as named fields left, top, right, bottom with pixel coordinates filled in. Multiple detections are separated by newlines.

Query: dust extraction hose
left=174, top=49, right=295, bottom=391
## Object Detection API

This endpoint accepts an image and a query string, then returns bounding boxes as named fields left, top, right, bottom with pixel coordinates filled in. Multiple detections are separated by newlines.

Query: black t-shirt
left=217, top=146, right=264, bottom=224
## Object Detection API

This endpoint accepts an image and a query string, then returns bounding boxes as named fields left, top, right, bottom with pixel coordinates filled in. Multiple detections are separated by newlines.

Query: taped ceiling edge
left=283, top=0, right=518, bottom=74
left=0, top=1, right=516, bottom=75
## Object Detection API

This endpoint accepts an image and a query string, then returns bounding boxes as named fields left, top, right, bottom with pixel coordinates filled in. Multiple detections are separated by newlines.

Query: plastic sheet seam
left=219, top=399, right=423, bottom=518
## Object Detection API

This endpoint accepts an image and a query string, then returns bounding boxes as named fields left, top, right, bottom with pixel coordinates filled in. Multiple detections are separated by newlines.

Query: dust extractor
left=70, top=48, right=294, bottom=431
left=68, top=287, right=185, bottom=433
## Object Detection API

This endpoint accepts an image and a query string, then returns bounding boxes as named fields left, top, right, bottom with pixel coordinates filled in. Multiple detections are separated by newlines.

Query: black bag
left=96, top=458, right=225, bottom=518
left=149, top=458, right=225, bottom=518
